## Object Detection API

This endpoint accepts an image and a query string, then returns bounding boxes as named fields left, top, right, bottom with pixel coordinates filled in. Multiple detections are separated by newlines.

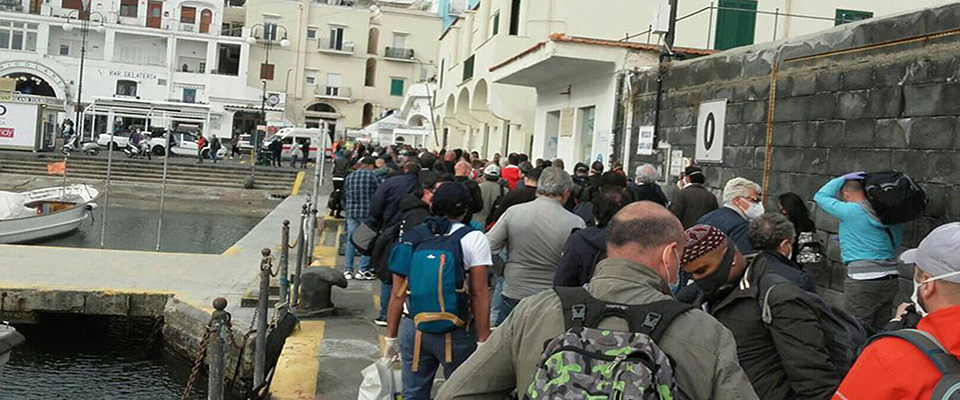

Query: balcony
left=318, top=38, right=355, bottom=55
left=314, top=85, right=352, bottom=100
left=384, top=47, right=415, bottom=61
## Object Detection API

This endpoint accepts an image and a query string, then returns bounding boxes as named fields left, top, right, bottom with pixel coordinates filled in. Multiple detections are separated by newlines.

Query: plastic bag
left=358, top=358, right=402, bottom=400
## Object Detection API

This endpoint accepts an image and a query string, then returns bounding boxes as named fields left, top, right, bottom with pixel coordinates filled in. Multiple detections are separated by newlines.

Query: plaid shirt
left=344, top=168, right=383, bottom=220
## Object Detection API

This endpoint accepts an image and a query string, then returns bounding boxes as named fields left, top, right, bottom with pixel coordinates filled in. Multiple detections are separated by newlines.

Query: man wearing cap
left=670, top=166, right=719, bottom=229
left=682, top=224, right=842, bottom=400
left=382, top=182, right=492, bottom=399
left=475, top=164, right=503, bottom=227
left=343, top=156, right=383, bottom=280
left=834, top=222, right=960, bottom=400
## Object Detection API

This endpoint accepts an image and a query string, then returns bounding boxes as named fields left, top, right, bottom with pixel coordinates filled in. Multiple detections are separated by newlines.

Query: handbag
left=350, top=222, right=379, bottom=256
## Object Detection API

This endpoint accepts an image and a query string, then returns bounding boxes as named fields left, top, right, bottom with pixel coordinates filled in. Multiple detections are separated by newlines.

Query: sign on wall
left=636, top=125, right=655, bottom=155
left=0, top=102, right=40, bottom=150
left=695, top=99, right=727, bottom=163
left=559, top=107, right=574, bottom=137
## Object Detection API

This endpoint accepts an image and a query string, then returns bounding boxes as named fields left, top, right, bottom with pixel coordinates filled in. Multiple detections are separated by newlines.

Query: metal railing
left=314, top=85, right=352, bottom=99
left=318, top=38, right=355, bottom=53
left=384, top=46, right=415, bottom=60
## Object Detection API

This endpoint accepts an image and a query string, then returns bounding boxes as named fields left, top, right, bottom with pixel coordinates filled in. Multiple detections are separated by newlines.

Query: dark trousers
left=844, top=275, right=899, bottom=333
left=231, top=145, right=242, bottom=158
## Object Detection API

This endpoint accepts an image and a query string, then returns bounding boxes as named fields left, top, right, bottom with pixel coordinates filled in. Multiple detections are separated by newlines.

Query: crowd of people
left=330, top=142, right=958, bottom=400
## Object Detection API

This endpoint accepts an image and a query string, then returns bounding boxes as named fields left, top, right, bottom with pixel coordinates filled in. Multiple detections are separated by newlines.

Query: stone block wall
left=626, top=4, right=960, bottom=303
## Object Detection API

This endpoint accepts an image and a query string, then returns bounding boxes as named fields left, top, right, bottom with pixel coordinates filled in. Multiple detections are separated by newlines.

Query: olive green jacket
left=437, top=258, right=759, bottom=400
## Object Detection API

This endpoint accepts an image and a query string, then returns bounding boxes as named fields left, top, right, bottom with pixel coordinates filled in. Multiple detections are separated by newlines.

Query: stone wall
left=626, top=4, right=960, bottom=304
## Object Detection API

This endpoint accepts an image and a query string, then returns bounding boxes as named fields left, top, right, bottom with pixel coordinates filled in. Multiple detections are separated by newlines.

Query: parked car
left=149, top=131, right=227, bottom=158
left=97, top=132, right=131, bottom=150
left=262, top=128, right=324, bottom=160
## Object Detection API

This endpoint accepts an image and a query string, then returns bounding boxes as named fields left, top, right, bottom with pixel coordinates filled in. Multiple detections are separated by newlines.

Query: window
left=120, top=0, right=138, bottom=17
left=59, top=43, right=69, bottom=55
left=392, top=32, right=407, bottom=49
left=491, top=10, right=500, bottom=36
left=835, top=9, right=873, bottom=25
left=326, top=73, right=342, bottom=96
left=181, top=6, right=196, bottom=23
left=714, top=0, right=756, bottom=50
left=462, top=55, right=475, bottom=82
left=438, top=59, right=445, bottom=88
left=390, top=78, right=404, bottom=96
left=61, top=0, right=82, bottom=10
left=577, top=106, right=595, bottom=165
left=306, top=28, right=317, bottom=39
left=328, top=26, right=344, bottom=50
left=508, top=0, right=520, bottom=35
left=182, top=88, right=196, bottom=103
left=116, top=80, right=137, bottom=97
left=263, top=19, right=279, bottom=40
left=305, top=70, right=316, bottom=85
left=0, top=20, right=37, bottom=51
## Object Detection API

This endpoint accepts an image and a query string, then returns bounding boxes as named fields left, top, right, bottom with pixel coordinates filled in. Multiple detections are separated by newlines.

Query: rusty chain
left=286, top=232, right=300, bottom=249
left=181, top=323, right=214, bottom=400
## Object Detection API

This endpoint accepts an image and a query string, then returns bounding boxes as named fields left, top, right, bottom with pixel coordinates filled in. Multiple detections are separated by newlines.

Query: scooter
left=61, top=137, right=101, bottom=156
left=124, top=141, right=150, bottom=158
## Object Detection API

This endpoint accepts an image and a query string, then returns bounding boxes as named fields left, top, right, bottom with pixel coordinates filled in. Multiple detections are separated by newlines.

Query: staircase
left=0, top=152, right=299, bottom=191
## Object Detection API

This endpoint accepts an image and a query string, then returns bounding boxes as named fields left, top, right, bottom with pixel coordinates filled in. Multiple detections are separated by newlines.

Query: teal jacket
left=814, top=177, right=902, bottom=263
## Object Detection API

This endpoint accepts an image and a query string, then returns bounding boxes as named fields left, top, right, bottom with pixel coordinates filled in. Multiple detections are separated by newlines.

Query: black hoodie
left=554, top=226, right=608, bottom=287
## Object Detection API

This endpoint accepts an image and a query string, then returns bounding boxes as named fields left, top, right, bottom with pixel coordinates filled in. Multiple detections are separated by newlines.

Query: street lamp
left=245, top=22, right=289, bottom=187
left=62, top=0, right=105, bottom=139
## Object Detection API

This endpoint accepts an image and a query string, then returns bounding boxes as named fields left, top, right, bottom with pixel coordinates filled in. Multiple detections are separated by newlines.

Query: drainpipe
left=652, top=53, right=666, bottom=151
left=611, top=71, right=625, bottom=166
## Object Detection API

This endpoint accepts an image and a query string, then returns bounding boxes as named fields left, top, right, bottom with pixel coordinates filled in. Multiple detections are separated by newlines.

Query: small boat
left=0, top=323, right=25, bottom=383
left=0, top=184, right=100, bottom=244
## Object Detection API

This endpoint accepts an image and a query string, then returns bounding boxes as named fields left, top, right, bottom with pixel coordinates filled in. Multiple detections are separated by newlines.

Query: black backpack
left=863, top=171, right=928, bottom=225
left=866, top=329, right=960, bottom=399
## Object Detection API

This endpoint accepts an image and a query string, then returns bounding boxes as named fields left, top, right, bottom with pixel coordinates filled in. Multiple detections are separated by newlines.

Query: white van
left=263, top=128, right=326, bottom=160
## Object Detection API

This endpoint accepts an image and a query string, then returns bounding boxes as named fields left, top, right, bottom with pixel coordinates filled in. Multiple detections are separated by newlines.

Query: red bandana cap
left=682, top=224, right=727, bottom=265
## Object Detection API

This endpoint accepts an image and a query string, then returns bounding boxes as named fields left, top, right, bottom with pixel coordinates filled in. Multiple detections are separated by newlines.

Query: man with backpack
left=834, top=222, right=960, bottom=400
left=437, top=202, right=756, bottom=399
left=382, top=182, right=492, bottom=399
left=681, top=222, right=845, bottom=400
left=814, top=173, right=904, bottom=333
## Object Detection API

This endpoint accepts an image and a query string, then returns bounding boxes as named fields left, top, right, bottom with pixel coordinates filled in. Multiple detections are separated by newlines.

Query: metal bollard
left=279, top=220, right=290, bottom=319
left=254, top=248, right=271, bottom=389
left=307, top=207, right=319, bottom=267
left=208, top=297, right=230, bottom=400
left=292, top=204, right=307, bottom=308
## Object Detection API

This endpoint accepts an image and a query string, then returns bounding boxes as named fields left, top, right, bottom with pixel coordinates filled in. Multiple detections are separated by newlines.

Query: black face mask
left=695, top=246, right=735, bottom=301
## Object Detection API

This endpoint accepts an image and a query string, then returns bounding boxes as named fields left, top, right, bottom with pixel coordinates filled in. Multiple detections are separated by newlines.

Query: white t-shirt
left=448, top=223, right=493, bottom=271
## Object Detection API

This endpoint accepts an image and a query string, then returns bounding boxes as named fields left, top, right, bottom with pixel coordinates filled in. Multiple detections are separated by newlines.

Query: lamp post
left=246, top=23, right=290, bottom=186
left=62, top=1, right=105, bottom=140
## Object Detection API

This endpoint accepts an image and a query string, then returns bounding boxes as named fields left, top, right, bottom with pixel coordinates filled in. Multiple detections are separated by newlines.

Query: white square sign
left=695, top=99, right=727, bottom=163
left=636, top=125, right=654, bottom=155
left=0, top=102, right=39, bottom=150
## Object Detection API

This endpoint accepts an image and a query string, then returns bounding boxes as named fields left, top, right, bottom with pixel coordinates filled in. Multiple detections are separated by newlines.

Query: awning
left=224, top=103, right=283, bottom=113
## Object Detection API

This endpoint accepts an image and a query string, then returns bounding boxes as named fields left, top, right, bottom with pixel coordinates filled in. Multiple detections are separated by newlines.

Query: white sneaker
left=355, top=270, right=376, bottom=280
left=343, top=271, right=353, bottom=280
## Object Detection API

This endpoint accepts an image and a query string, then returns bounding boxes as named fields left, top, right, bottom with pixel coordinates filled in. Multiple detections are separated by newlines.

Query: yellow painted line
left=271, top=320, right=325, bottom=400
left=373, top=294, right=380, bottom=310
left=221, top=244, right=241, bottom=256
left=290, top=171, right=305, bottom=196
left=378, top=334, right=386, bottom=354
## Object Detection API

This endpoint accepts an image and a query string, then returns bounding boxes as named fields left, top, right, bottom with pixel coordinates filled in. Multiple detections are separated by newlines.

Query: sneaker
left=343, top=271, right=353, bottom=280
left=373, top=317, right=387, bottom=327
left=355, top=270, right=376, bottom=280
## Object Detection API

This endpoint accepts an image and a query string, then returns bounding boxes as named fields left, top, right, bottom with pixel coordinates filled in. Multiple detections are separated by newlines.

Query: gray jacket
left=437, top=258, right=759, bottom=400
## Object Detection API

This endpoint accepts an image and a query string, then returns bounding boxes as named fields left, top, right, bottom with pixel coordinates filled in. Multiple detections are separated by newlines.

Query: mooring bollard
left=279, top=220, right=290, bottom=319
left=307, top=207, right=319, bottom=267
left=292, top=203, right=308, bottom=308
left=208, top=297, right=229, bottom=400
left=254, top=248, right=271, bottom=389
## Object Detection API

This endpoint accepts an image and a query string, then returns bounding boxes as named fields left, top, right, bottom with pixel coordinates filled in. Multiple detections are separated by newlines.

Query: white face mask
left=744, top=201, right=765, bottom=220
left=911, top=270, right=960, bottom=316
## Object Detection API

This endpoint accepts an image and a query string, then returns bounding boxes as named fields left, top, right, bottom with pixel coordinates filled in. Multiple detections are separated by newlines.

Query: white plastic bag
left=358, top=358, right=403, bottom=400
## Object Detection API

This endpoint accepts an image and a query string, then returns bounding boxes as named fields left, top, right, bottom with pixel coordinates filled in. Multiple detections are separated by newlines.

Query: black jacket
left=371, top=173, right=421, bottom=226
left=371, top=194, right=431, bottom=282
left=698, top=206, right=753, bottom=253
left=333, top=156, right=352, bottom=178
left=454, top=176, right=485, bottom=221
left=554, top=226, right=607, bottom=287
left=758, top=251, right=817, bottom=294
left=670, top=183, right=719, bottom=228
left=628, top=183, right=668, bottom=206
left=488, top=185, right=537, bottom=225
left=704, top=255, right=842, bottom=400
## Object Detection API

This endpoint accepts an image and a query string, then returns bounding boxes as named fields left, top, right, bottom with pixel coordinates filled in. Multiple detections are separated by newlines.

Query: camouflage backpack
left=526, top=287, right=694, bottom=400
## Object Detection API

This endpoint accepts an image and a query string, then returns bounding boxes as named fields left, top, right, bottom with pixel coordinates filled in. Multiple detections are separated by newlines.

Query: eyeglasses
left=741, top=196, right=762, bottom=204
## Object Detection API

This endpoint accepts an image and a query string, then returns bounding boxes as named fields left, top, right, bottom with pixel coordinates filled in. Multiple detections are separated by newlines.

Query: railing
left=318, top=38, right=355, bottom=54
left=384, top=46, right=415, bottom=60
left=221, top=26, right=244, bottom=37
left=314, top=85, right=351, bottom=99
left=179, top=22, right=196, bottom=32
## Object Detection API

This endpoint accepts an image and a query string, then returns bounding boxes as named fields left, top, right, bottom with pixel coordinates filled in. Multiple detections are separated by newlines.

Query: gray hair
left=635, top=164, right=659, bottom=184
left=749, top=213, right=796, bottom=251
left=722, top=177, right=762, bottom=205
left=537, top=167, right=574, bottom=197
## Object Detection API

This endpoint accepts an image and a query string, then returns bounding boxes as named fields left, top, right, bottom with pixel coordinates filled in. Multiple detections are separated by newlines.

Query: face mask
left=744, top=201, right=765, bottom=220
left=695, top=246, right=735, bottom=301
left=666, top=247, right=682, bottom=292
left=911, top=270, right=960, bottom=316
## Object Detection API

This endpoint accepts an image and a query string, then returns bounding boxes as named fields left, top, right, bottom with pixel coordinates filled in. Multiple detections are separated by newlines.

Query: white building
left=359, top=82, right=437, bottom=148
left=0, top=0, right=266, bottom=143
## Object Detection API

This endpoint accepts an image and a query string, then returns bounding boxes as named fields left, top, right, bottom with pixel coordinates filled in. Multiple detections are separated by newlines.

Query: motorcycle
left=124, top=141, right=150, bottom=158
left=61, top=136, right=101, bottom=156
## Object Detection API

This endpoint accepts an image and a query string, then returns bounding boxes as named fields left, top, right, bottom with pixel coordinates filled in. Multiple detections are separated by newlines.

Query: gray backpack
left=525, top=287, right=693, bottom=400
left=867, top=329, right=960, bottom=399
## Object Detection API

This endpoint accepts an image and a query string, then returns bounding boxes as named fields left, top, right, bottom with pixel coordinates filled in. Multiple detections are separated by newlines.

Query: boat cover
left=0, top=191, right=35, bottom=220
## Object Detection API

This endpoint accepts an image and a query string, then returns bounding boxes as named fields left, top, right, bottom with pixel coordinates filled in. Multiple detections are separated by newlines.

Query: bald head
left=606, top=202, right=686, bottom=284
left=454, top=160, right=472, bottom=177
left=444, top=150, right=456, bottom=162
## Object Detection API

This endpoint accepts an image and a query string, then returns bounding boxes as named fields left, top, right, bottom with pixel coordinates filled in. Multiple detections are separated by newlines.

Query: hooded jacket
left=370, top=173, right=420, bottom=226
left=554, top=226, right=607, bottom=287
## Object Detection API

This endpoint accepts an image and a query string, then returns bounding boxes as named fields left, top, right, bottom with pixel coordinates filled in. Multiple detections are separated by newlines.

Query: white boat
left=0, top=184, right=100, bottom=244
left=0, top=323, right=25, bottom=383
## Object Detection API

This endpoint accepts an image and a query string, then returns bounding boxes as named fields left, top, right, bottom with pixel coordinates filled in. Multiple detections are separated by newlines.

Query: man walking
left=343, top=156, right=382, bottom=280
left=815, top=173, right=903, bottom=332
left=670, top=166, right=718, bottom=228
left=300, top=139, right=310, bottom=168
left=486, top=167, right=585, bottom=324
left=834, top=222, right=960, bottom=399
left=698, top=177, right=764, bottom=253
left=208, top=134, right=221, bottom=163
left=629, top=163, right=668, bottom=206
left=474, top=164, right=503, bottom=227
left=438, top=202, right=757, bottom=399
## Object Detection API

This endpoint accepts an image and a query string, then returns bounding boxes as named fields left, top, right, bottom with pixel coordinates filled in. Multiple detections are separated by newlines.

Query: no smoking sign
left=695, top=99, right=727, bottom=163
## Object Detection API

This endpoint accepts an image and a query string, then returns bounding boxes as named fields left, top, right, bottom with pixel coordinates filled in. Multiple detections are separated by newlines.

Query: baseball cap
left=432, top=182, right=471, bottom=212
left=574, top=163, right=589, bottom=173
left=360, top=156, right=376, bottom=165
left=483, top=164, right=500, bottom=176
left=900, top=222, right=960, bottom=283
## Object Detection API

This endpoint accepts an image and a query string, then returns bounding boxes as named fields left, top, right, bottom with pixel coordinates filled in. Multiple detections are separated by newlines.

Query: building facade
left=0, top=0, right=265, bottom=140
left=242, top=0, right=441, bottom=142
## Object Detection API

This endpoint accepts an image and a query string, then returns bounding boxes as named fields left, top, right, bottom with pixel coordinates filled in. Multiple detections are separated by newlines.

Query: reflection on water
left=3, top=315, right=209, bottom=400
left=30, top=206, right=263, bottom=254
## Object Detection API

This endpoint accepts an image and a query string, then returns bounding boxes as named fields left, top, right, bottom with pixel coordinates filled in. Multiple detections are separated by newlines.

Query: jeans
left=494, top=295, right=521, bottom=326
left=399, top=318, right=477, bottom=400
left=209, top=149, right=218, bottom=163
left=344, top=218, right=370, bottom=273
left=490, top=276, right=504, bottom=326
left=290, top=154, right=299, bottom=168
left=379, top=281, right=392, bottom=320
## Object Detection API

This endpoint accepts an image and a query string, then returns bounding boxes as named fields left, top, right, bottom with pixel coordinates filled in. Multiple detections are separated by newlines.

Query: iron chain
left=181, top=323, right=214, bottom=400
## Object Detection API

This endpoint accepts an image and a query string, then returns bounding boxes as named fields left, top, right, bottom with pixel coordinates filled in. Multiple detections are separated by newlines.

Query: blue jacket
left=370, top=173, right=420, bottom=226
left=814, top=177, right=902, bottom=263
left=698, top=206, right=753, bottom=253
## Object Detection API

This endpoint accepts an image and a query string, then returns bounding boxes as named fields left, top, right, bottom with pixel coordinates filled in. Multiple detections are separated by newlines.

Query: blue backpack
left=389, top=217, right=474, bottom=334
